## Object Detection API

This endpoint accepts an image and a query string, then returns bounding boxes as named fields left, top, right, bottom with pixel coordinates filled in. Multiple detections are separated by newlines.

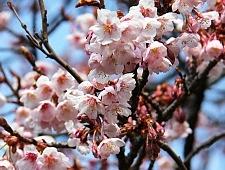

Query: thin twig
left=158, top=141, right=187, bottom=170
left=0, top=117, right=75, bottom=149
left=148, top=160, right=155, bottom=170
left=131, top=145, right=146, bottom=170
left=99, top=0, right=105, bottom=8
left=7, top=1, right=83, bottom=83
left=0, top=64, right=23, bottom=106
left=161, top=59, right=219, bottom=121
left=184, top=131, right=225, bottom=163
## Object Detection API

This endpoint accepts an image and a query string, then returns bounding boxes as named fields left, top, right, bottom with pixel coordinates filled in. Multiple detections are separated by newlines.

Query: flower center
left=25, top=153, right=37, bottom=162
left=44, top=155, right=56, bottom=167
left=103, top=23, right=113, bottom=34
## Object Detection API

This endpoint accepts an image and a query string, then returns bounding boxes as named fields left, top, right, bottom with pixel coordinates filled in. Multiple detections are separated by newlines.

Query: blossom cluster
left=0, top=145, right=73, bottom=170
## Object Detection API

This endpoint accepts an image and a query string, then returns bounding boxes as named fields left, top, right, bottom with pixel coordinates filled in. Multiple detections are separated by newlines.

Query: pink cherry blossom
left=172, top=0, right=203, bottom=14
left=143, top=41, right=172, bottom=74
left=20, top=89, right=40, bottom=109
left=97, top=138, right=125, bottom=159
left=35, top=75, right=54, bottom=100
left=205, top=40, right=224, bottom=58
left=90, top=9, right=122, bottom=45
left=37, top=147, right=73, bottom=170
left=0, top=159, right=15, bottom=170
left=56, top=100, right=78, bottom=122
left=130, top=0, right=157, bottom=18
left=75, top=94, right=105, bottom=119
left=16, top=145, right=39, bottom=170
left=76, top=13, right=96, bottom=33
left=165, top=121, right=192, bottom=140
left=51, top=69, right=77, bottom=95
left=0, top=11, right=11, bottom=30
left=37, top=100, right=56, bottom=123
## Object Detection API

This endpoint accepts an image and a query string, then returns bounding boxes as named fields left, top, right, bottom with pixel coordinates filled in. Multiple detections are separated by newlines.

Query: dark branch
left=158, top=141, right=187, bottom=170
left=184, top=131, right=225, bottom=163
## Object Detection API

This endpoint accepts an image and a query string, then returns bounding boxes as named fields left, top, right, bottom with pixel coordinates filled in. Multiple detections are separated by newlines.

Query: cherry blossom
left=15, top=145, right=39, bottom=170
left=172, top=0, right=203, bottom=15
left=0, top=159, right=15, bottom=170
left=97, top=138, right=125, bottom=159
left=37, top=147, right=73, bottom=170
left=143, top=41, right=172, bottom=74
left=0, top=11, right=11, bottom=30
left=90, top=9, right=122, bottom=45
left=205, top=40, right=224, bottom=58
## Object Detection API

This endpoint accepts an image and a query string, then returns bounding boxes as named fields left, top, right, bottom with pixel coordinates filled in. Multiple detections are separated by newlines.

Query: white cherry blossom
left=90, top=9, right=122, bottom=45
left=37, top=147, right=73, bottom=170
left=97, top=138, right=125, bottom=159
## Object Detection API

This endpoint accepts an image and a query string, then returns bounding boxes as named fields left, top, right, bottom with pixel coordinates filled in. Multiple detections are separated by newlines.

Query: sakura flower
left=88, top=53, right=103, bottom=70
left=78, top=80, right=95, bottom=94
left=157, top=13, right=178, bottom=37
left=172, top=0, right=203, bottom=15
left=90, top=9, right=122, bottom=45
left=20, top=89, right=39, bottom=109
left=103, top=123, right=121, bottom=138
left=67, top=31, right=86, bottom=48
left=76, top=13, right=96, bottom=33
left=98, top=86, right=118, bottom=105
left=105, top=104, right=131, bottom=123
left=16, top=107, right=31, bottom=125
left=116, top=73, right=136, bottom=106
left=198, top=11, right=219, bottom=29
left=56, top=100, right=78, bottom=122
left=130, top=0, right=157, bottom=18
left=97, top=138, right=125, bottom=159
left=36, top=61, right=56, bottom=77
left=116, top=73, right=136, bottom=93
left=21, top=71, right=39, bottom=88
left=120, top=19, right=143, bottom=42
left=37, top=147, right=73, bottom=170
left=205, top=40, right=224, bottom=58
left=0, top=11, right=11, bottom=30
left=16, top=145, right=39, bottom=170
left=137, top=17, right=161, bottom=42
left=51, top=69, right=77, bottom=95
left=37, top=100, right=56, bottom=123
left=88, top=69, right=118, bottom=90
left=0, top=159, right=15, bottom=170
left=177, top=33, right=200, bottom=48
left=77, top=143, right=91, bottom=155
left=0, top=92, right=6, bottom=107
left=165, top=121, right=192, bottom=140
left=143, top=41, right=172, bottom=74
left=76, top=94, right=105, bottom=119
left=35, top=75, right=53, bottom=100
left=65, top=121, right=85, bottom=148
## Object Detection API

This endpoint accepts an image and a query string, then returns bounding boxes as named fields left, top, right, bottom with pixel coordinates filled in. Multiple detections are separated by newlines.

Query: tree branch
left=161, top=59, right=219, bottom=122
left=7, top=1, right=83, bottom=84
left=184, top=131, right=225, bottom=163
left=158, top=141, right=187, bottom=170
left=0, top=117, right=75, bottom=149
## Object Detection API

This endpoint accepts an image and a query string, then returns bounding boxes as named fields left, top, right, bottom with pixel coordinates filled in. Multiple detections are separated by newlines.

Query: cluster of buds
left=151, top=78, right=185, bottom=106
